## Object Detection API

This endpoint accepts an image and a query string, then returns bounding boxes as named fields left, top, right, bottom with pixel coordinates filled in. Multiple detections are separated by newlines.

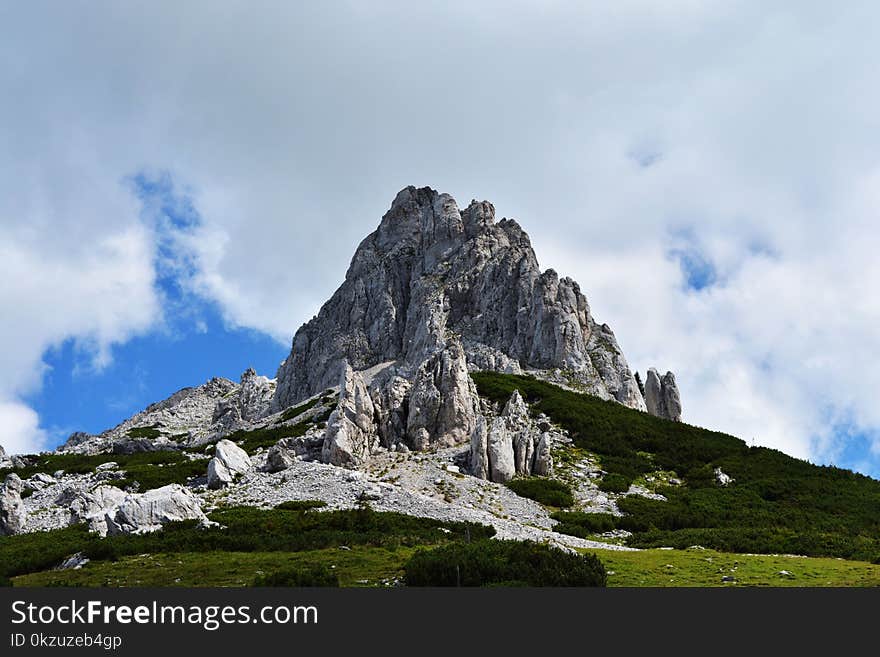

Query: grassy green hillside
left=472, top=372, right=880, bottom=563
left=0, top=505, right=605, bottom=587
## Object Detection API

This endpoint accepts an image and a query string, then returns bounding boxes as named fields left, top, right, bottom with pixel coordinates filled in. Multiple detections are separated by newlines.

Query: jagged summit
left=266, top=185, right=682, bottom=468
left=274, top=185, right=651, bottom=416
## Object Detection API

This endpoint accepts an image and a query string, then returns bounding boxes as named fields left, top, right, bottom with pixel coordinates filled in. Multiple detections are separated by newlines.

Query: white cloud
left=0, top=401, right=48, bottom=456
left=1, top=2, right=880, bottom=473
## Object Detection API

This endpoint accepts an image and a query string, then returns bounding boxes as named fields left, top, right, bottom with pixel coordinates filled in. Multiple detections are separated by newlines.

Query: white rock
left=0, top=474, right=26, bottom=536
left=95, top=461, right=118, bottom=472
left=207, top=439, right=252, bottom=489
left=714, top=467, right=734, bottom=486
left=322, top=364, right=378, bottom=467
left=487, top=417, right=515, bottom=483
left=104, top=484, right=211, bottom=536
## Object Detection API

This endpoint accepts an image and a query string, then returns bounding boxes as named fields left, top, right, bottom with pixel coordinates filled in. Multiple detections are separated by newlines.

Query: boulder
left=207, top=439, right=252, bottom=489
left=266, top=444, right=296, bottom=473
left=28, top=472, right=57, bottom=489
left=0, top=474, right=26, bottom=536
left=69, top=485, right=128, bottom=527
left=103, top=484, right=211, bottom=536
left=714, top=467, right=734, bottom=487
left=56, top=553, right=90, bottom=570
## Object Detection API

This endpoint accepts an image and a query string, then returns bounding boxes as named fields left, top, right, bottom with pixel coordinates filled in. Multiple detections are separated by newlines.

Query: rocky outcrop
left=644, top=368, right=682, bottom=421
left=103, top=485, right=210, bottom=536
left=273, top=186, right=646, bottom=418
left=60, top=431, right=95, bottom=451
left=469, top=416, right=490, bottom=480
left=406, top=340, right=479, bottom=451
left=322, top=364, right=379, bottom=467
left=213, top=368, right=275, bottom=430
left=471, top=391, right=554, bottom=483
left=0, top=443, right=6, bottom=462
left=714, top=467, right=734, bottom=487
left=0, top=473, right=26, bottom=536
left=69, top=485, right=128, bottom=530
left=59, top=375, right=267, bottom=455
left=207, top=439, right=252, bottom=489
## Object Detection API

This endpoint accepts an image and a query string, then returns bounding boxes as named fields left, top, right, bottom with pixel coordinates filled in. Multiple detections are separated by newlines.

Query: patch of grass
left=252, top=564, right=339, bottom=587
left=14, top=548, right=412, bottom=587
left=598, top=473, right=631, bottom=494
left=126, top=425, right=162, bottom=440
left=228, top=422, right=312, bottom=455
left=506, top=478, right=574, bottom=507
left=0, top=525, right=99, bottom=582
left=551, top=511, right=617, bottom=536
left=5, top=507, right=495, bottom=587
left=116, top=458, right=209, bottom=491
left=65, top=506, right=495, bottom=563
left=274, top=500, right=327, bottom=512
left=279, top=398, right=321, bottom=423
left=405, top=540, right=606, bottom=587
left=595, top=547, right=880, bottom=587
left=472, top=372, right=880, bottom=561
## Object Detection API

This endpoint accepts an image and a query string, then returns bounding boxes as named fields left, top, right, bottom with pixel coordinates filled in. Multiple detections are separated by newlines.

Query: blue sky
left=27, top=312, right=287, bottom=445
left=23, top=174, right=289, bottom=444
left=2, top=2, right=880, bottom=479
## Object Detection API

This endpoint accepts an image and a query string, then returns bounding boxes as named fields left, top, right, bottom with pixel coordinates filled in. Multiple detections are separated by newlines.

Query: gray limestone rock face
left=207, top=439, right=252, bottom=489
left=59, top=432, right=94, bottom=452
left=472, top=390, right=555, bottom=482
left=487, top=417, right=516, bottom=483
left=644, top=368, right=682, bottom=421
left=469, top=415, right=490, bottom=479
left=0, top=473, right=26, bottom=536
left=213, top=368, right=275, bottom=430
left=0, top=444, right=6, bottom=462
left=69, top=485, right=128, bottom=529
left=273, top=186, right=647, bottom=417
left=103, top=485, right=210, bottom=536
left=533, top=433, right=553, bottom=476
left=322, top=364, right=379, bottom=467
left=405, top=340, right=479, bottom=451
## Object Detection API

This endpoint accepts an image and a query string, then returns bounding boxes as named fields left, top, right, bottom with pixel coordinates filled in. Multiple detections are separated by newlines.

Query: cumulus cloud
left=1, top=2, right=879, bottom=473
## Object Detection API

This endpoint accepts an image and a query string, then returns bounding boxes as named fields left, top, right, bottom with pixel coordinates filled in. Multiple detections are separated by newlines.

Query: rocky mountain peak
left=270, top=185, right=681, bottom=467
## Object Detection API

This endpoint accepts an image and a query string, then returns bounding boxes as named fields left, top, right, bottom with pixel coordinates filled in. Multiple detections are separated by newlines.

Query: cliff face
left=274, top=186, right=645, bottom=413
left=267, top=185, right=679, bottom=466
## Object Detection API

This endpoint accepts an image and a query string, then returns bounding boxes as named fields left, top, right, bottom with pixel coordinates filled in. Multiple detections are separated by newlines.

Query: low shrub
left=506, top=478, right=574, bottom=507
left=126, top=425, right=162, bottom=440
left=404, top=540, right=606, bottom=587
left=252, top=565, right=339, bottom=587
left=551, top=511, right=617, bottom=534
left=598, top=473, right=631, bottom=494
left=280, top=398, right=320, bottom=423
left=227, top=423, right=312, bottom=454
left=274, top=500, right=328, bottom=512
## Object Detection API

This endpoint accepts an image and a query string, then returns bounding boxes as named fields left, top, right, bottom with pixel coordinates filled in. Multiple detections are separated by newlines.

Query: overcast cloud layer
left=1, top=2, right=879, bottom=474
